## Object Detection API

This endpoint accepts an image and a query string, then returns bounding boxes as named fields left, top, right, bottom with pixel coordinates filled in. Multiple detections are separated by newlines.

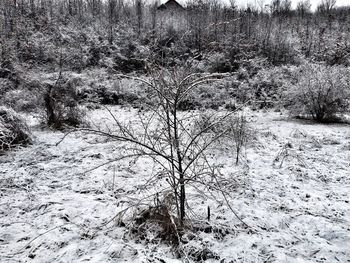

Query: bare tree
left=107, top=0, right=117, bottom=44
left=296, top=0, right=311, bottom=18
left=319, top=0, right=337, bottom=13
left=110, top=69, right=232, bottom=226
left=317, top=0, right=337, bottom=29
left=150, top=0, right=158, bottom=34
left=228, top=0, right=236, bottom=10
left=135, top=0, right=143, bottom=37
left=59, top=68, right=250, bottom=229
left=210, top=0, right=221, bottom=42
left=228, top=114, right=252, bottom=165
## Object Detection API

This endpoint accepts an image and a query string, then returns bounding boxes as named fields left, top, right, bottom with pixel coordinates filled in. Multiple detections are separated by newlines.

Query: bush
left=207, top=52, right=232, bottom=73
left=79, top=78, right=144, bottom=106
left=0, top=107, right=31, bottom=154
left=2, top=80, right=42, bottom=113
left=44, top=76, right=85, bottom=129
left=286, top=64, right=350, bottom=122
left=249, top=66, right=296, bottom=109
left=3, top=89, right=39, bottom=113
left=323, top=43, right=350, bottom=67
left=113, top=41, right=148, bottom=73
left=260, top=32, right=297, bottom=65
left=227, top=114, right=253, bottom=165
left=0, top=78, right=16, bottom=98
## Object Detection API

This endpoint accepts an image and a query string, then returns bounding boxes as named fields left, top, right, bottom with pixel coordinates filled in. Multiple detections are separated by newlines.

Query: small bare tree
left=318, top=0, right=337, bottom=13
left=228, top=114, right=252, bottom=165
left=59, top=68, right=249, bottom=231
left=107, top=69, right=232, bottom=226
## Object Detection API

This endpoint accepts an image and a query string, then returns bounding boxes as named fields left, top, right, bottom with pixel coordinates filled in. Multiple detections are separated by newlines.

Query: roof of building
left=157, top=0, right=184, bottom=11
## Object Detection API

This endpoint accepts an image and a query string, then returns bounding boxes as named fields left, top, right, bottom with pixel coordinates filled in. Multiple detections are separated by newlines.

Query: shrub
left=0, top=107, right=31, bottom=154
left=2, top=80, right=42, bottom=113
left=87, top=44, right=102, bottom=67
left=207, top=52, right=232, bottom=73
left=194, top=112, right=253, bottom=164
left=286, top=64, right=350, bottom=122
left=323, top=43, right=350, bottom=67
left=0, top=78, right=16, bottom=98
left=44, top=76, right=85, bottom=129
left=113, top=41, right=148, bottom=73
left=3, top=89, right=39, bottom=113
left=260, top=32, right=297, bottom=65
left=79, top=78, right=144, bottom=106
left=249, top=66, right=296, bottom=109
left=227, top=114, right=253, bottom=165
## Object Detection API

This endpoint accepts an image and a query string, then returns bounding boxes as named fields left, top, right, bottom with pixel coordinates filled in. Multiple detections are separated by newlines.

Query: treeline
left=0, top=0, right=349, bottom=72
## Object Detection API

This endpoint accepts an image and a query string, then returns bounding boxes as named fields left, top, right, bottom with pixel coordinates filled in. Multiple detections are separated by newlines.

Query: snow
left=1, top=107, right=349, bottom=262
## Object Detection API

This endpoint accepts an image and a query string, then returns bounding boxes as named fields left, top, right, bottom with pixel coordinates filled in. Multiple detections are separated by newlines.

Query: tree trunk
left=179, top=172, right=185, bottom=225
left=136, top=0, right=142, bottom=38
left=173, top=100, right=185, bottom=226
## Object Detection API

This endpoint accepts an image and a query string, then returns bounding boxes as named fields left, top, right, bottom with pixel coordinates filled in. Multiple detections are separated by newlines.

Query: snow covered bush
left=194, top=112, right=253, bottom=164
left=3, top=80, right=42, bottom=113
left=0, top=107, right=31, bottom=154
left=177, top=80, right=234, bottom=111
left=323, top=42, right=350, bottom=67
left=113, top=41, right=148, bottom=73
left=249, top=66, right=297, bottom=109
left=44, top=76, right=85, bottom=129
left=228, top=114, right=253, bottom=165
left=79, top=78, right=143, bottom=106
left=287, top=64, right=350, bottom=122
left=207, top=52, right=232, bottom=73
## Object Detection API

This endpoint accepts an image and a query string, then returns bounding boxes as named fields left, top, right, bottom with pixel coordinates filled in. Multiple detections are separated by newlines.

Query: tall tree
left=107, top=0, right=117, bottom=44
left=135, top=0, right=142, bottom=37
left=296, top=0, right=311, bottom=18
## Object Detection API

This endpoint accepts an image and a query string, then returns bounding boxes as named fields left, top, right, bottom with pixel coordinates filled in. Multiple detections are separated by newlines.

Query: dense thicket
left=0, top=0, right=349, bottom=125
left=0, top=0, right=349, bottom=72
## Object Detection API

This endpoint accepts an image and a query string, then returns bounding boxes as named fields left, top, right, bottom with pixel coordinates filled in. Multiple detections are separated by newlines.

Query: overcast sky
left=159, top=0, right=350, bottom=10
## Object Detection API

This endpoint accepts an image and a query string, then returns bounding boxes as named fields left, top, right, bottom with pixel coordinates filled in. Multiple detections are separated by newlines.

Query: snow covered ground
left=1, top=107, right=349, bottom=262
